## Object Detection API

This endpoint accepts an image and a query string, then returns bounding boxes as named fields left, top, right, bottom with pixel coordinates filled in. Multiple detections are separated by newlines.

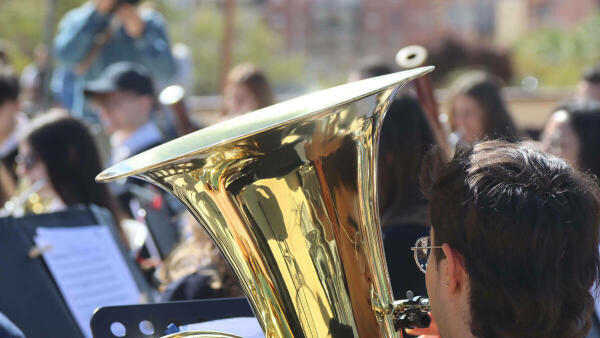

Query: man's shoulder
left=62, top=2, right=96, bottom=20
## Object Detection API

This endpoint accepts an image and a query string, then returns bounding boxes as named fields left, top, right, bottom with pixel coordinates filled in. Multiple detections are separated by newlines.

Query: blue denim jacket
left=54, top=2, right=176, bottom=117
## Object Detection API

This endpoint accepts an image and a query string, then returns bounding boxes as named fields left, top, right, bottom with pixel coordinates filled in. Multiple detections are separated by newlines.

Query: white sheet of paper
left=34, top=225, right=141, bottom=338
left=180, top=317, right=264, bottom=338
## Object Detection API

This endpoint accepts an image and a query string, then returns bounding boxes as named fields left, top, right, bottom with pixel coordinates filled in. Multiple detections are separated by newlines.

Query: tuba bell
left=97, top=67, right=434, bottom=337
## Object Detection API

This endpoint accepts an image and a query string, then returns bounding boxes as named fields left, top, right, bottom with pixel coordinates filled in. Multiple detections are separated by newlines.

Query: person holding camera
left=53, top=0, right=176, bottom=119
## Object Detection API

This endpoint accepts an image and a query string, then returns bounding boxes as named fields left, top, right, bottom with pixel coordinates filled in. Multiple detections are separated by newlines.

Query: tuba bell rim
left=96, top=66, right=434, bottom=183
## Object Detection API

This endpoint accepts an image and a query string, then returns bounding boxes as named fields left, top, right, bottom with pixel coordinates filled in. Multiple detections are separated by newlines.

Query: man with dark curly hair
left=409, top=140, right=600, bottom=338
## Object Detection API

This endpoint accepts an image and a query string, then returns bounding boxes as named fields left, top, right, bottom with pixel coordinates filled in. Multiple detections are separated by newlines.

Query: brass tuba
left=97, top=67, right=434, bottom=337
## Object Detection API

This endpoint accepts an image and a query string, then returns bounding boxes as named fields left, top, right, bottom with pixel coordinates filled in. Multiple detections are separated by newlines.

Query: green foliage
left=0, top=0, right=304, bottom=95
left=166, top=4, right=305, bottom=95
left=513, top=13, right=600, bottom=86
left=0, top=0, right=84, bottom=70
left=166, top=5, right=223, bottom=94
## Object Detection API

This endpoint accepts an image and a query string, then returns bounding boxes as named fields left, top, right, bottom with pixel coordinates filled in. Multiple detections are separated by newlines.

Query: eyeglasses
left=15, top=153, right=38, bottom=171
left=410, top=236, right=442, bottom=274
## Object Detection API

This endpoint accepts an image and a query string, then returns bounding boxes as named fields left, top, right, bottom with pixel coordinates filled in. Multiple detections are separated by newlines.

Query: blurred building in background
left=261, top=0, right=599, bottom=82
left=528, top=0, right=600, bottom=28
left=496, top=0, right=600, bottom=46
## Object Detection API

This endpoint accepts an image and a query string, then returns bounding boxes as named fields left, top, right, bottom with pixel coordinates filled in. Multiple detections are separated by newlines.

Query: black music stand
left=90, top=297, right=254, bottom=338
left=0, top=205, right=150, bottom=338
left=125, top=184, right=182, bottom=260
left=141, top=200, right=180, bottom=258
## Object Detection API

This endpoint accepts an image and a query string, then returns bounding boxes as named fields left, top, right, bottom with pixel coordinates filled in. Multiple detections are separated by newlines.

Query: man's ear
left=441, top=243, right=466, bottom=293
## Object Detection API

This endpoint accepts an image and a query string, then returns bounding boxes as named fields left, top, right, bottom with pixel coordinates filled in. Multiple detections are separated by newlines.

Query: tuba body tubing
left=98, top=67, right=434, bottom=338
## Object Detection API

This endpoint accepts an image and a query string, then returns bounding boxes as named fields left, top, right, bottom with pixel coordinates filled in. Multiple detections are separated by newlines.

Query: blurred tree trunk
left=220, top=0, right=236, bottom=100
left=42, top=0, right=56, bottom=109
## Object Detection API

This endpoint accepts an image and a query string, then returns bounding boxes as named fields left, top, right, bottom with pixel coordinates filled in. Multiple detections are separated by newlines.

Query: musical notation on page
left=34, top=225, right=141, bottom=338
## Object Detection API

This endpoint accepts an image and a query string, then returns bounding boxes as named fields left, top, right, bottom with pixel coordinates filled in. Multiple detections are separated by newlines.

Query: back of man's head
left=421, top=140, right=600, bottom=338
left=583, top=65, right=600, bottom=85
left=578, top=64, right=600, bottom=101
left=0, top=67, right=19, bottom=107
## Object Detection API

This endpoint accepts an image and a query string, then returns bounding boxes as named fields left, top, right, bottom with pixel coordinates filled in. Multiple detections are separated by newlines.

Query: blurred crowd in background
left=1, top=0, right=600, bottom=336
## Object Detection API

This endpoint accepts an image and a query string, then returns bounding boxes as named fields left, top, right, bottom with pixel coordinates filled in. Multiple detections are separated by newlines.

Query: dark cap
left=583, top=64, right=600, bottom=84
left=84, top=62, right=155, bottom=97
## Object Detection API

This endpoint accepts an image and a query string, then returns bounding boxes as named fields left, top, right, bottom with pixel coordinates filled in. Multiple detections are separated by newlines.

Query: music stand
left=90, top=297, right=254, bottom=338
left=0, top=204, right=150, bottom=338
left=126, top=183, right=181, bottom=259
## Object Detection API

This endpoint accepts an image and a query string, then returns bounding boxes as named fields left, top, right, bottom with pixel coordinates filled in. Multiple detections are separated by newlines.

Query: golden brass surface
left=98, top=67, right=433, bottom=338
left=1, top=179, right=50, bottom=217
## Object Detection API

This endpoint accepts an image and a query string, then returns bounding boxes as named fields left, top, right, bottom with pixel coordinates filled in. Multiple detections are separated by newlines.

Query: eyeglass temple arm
left=410, top=245, right=443, bottom=251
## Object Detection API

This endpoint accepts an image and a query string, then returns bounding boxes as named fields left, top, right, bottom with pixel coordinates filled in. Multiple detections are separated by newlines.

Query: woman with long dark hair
left=448, top=72, right=518, bottom=144
left=541, top=100, right=600, bottom=178
left=16, top=110, right=121, bottom=221
left=379, top=94, right=438, bottom=299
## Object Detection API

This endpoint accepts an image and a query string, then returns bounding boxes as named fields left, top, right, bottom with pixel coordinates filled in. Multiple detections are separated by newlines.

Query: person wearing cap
left=576, top=64, right=600, bottom=102
left=85, top=62, right=164, bottom=165
left=54, top=0, right=175, bottom=118
left=86, top=62, right=184, bottom=261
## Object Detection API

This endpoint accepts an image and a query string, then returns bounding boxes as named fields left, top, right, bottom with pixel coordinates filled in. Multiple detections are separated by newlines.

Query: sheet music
left=180, top=317, right=264, bottom=338
left=34, top=225, right=141, bottom=338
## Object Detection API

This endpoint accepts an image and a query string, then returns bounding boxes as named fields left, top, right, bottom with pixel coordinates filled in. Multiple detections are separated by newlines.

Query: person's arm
left=130, top=8, right=176, bottom=81
left=54, top=1, right=112, bottom=64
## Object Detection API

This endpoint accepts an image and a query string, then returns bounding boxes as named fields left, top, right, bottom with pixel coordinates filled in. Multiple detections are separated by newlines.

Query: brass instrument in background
left=396, top=45, right=450, bottom=156
left=159, top=85, right=198, bottom=136
left=98, top=67, right=434, bottom=337
left=0, top=179, right=49, bottom=217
